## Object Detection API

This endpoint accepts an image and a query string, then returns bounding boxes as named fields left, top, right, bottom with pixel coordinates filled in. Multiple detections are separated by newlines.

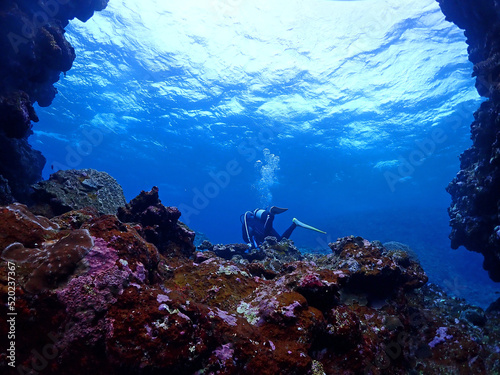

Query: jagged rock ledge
left=0, top=0, right=109, bottom=203
left=437, top=0, right=500, bottom=281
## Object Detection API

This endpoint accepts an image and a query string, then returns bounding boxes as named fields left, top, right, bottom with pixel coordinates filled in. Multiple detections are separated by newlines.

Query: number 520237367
left=7, top=262, right=16, bottom=311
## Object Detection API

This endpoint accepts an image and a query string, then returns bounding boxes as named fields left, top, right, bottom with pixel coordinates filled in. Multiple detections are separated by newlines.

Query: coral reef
left=198, top=240, right=266, bottom=262
left=117, top=186, right=195, bottom=258
left=383, top=241, right=420, bottom=263
left=437, top=0, right=500, bottom=281
left=31, top=169, right=126, bottom=217
left=0, top=203, right=57, bottom=249
left=326, top=236, right=428, bottom=295
left=200, top=237, right=303, bottom=266
left=2, top=228, right=93, bottom=293
left=0, top=0, right=108, bottom=203
left=1, top=200, right=499, bottom=374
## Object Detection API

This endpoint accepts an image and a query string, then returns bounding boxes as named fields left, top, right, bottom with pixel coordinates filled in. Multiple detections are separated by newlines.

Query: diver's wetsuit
left=241, top=208, right=297, bottom=248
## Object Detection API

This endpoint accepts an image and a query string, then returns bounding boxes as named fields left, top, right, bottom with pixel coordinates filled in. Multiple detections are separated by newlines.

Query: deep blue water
left=30, top=0, right=500, bottom=307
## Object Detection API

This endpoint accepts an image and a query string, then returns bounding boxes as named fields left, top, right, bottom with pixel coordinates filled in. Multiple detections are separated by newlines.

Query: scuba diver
left=241, top=206, right=326, bottom=248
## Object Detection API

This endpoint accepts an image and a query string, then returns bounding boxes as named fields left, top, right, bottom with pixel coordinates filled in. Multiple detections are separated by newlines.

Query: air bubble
left=256, top=148, right=280, bottom=207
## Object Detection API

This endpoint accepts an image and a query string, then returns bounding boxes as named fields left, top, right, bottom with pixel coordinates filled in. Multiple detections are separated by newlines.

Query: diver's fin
left=293, top=218, right=326, bottom=234
left=270, top=206, right=288, bottom=215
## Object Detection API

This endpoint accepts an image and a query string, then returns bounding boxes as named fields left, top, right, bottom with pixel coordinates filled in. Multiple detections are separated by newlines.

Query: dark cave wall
left=437, top=0, right=500, bottom=281
left=0, top=0, right=108, bottom=203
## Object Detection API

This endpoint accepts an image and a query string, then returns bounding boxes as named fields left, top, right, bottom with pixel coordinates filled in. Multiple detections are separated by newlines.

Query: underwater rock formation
left=0, top=131, right=46, bottom=203
left=30, top=168, right=126, bottom=217
left=327, top=236, right=428, bottom=295
left=0, top=175, right=14, bottom=205
left=0, top=0, right=108, bottom=203
left=1, top=200, right=499, bottom=374
left=200, top=237, right=304, bottom=266
left=117, top=186, right=195, bottom=258
left=437, top=0, right=500, bottom=281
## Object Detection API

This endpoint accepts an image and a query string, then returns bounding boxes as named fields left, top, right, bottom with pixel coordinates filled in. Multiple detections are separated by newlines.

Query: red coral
left=117, top=187, right=195, bottom=258
left=0, top=203, right=57, bottom=248
left=84, top=214, right=160, bottom=281
left=300, top=273, right=324, bottom=288
left=325, top=306, right=362, bottom=349
left=2, top=229, right=93, bottom=292
left=328, top=236, right=428, bottom=296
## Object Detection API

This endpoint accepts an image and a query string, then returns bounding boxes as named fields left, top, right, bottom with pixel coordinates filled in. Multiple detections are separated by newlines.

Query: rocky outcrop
left=0, top=175, right=14, bottom=205
left=30, top=169, right=126, bottom=217
left=117, top=186, right=196, bottom=258
left=437, top=0, right=500, bottom=281
left=197, top=237, right=302, bottom=263
left=0, top=131, right=46, bottom=203
left=1, top=202, right=499, bottom=374
left=0, top=0, right=108, bottom=203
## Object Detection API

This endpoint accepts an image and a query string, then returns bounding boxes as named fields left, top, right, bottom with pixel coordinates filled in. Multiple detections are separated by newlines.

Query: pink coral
left=281, top=301, right=302, bottom=318
left=55, top=264, right=131, bottom=349
left=215, top=308, right=238, bottom=326
left=429, top=326, right=453, bottom=348
left=86, top=237, right=119, bottom=274
left=300, top=273, right=324, bottom=288
left=157, top=294, right=171, bottom=303
left=214, top=343, right=234, bottom=365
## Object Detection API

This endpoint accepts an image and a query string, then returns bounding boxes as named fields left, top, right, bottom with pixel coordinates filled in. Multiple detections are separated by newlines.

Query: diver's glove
left=293, top=218, right=326, bottom=234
